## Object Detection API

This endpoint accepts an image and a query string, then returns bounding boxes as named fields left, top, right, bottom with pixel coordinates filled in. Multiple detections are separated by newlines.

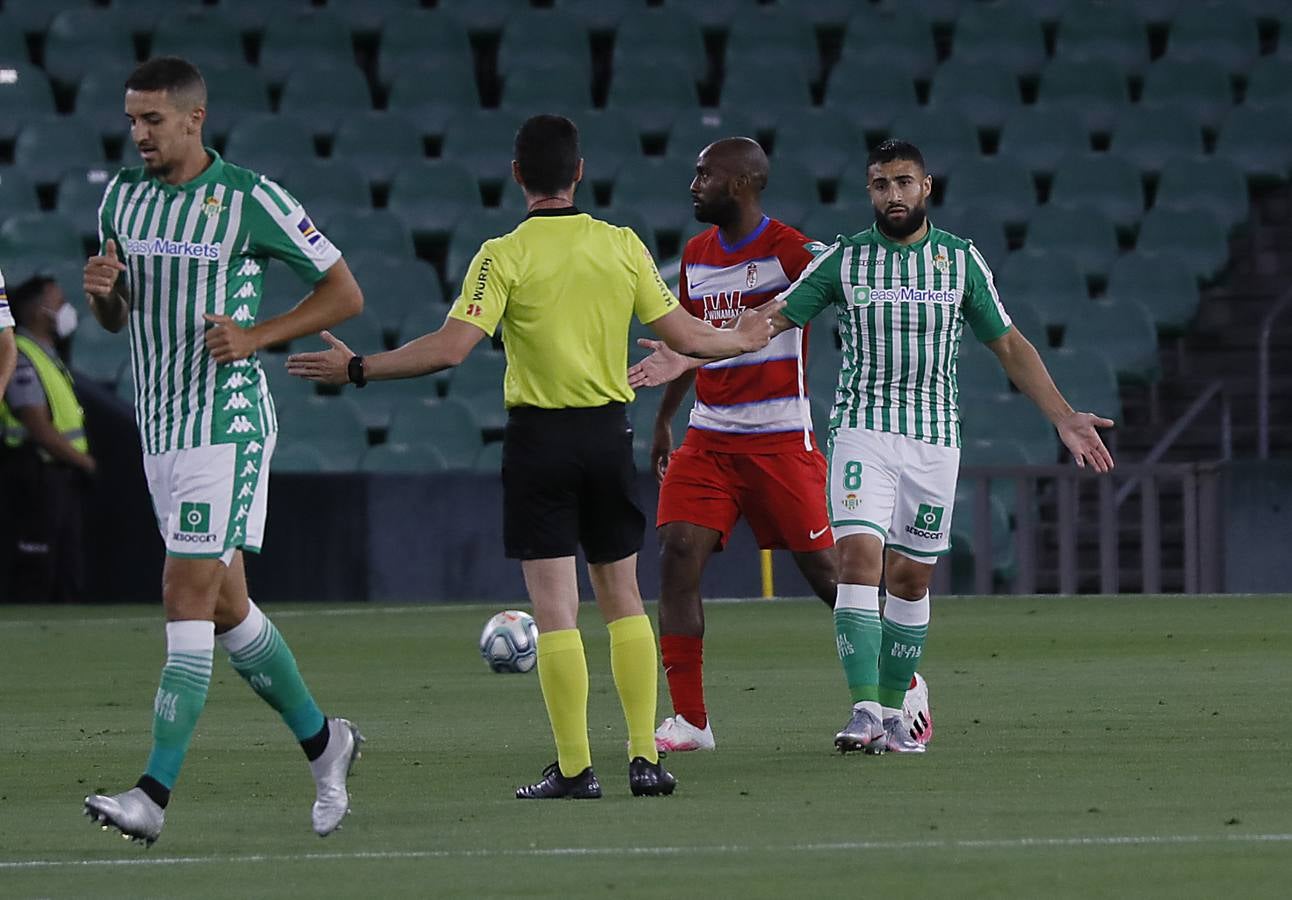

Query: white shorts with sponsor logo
left=827, top=427, right=959, bottom=562
left=143, top=433, right=276, bottom=565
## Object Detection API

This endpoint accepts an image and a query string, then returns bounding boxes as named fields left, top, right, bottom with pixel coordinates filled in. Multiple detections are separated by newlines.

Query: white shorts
left=827, top=427, right=959, bottom=563
left=143, top=433, right=277, bottom=565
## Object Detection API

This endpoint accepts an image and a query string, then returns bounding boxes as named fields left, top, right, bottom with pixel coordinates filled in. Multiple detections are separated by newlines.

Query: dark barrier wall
left=1222, top=460, right=1292, bottom=593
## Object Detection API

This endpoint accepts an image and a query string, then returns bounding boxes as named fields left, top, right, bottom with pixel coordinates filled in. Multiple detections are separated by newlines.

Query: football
left=479, top=610, right=539, bottom=673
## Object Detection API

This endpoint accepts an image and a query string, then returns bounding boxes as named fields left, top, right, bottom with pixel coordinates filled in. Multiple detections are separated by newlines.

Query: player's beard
left=694, top=189, right=740, bottom=227
left=874, top=202, right=927, bottom=240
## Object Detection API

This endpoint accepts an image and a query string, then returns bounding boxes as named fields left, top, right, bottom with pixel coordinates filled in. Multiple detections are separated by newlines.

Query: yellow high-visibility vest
left=0, top=333, right=88, bottom=455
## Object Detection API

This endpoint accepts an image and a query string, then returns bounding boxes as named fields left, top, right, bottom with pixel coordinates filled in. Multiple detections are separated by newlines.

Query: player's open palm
left=84, top=239, right=126, bottom=299
left=286, top=331, right=354, bottom=385
left=1057, top=411, right=1115, bottom=472
left=629, top=338, right=690, bottom=389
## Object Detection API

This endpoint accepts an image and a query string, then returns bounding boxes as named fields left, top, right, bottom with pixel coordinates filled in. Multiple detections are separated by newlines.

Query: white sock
left=216, top=599, right=266, bottom=654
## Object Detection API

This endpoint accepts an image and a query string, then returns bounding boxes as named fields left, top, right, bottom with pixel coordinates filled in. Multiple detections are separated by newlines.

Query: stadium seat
left=329, top=311, right=388, bottom=362
left=1002, top=300, right=1046, bottom=348
left=209, top=0, right=286, bottom=35
left=758, top=158, right=819, bottom=231
left=725, top=7, right=820, bottom=81
left=720, top=58, right=815, bottom=133
left=55, top=168, right=115, bottom=241
left=152, top=8, right=247, bottom=72
left=949, top=1, right=1046, bottom=77
left=386, top=160, right=482, bottom=241
left=386, top=68, right=480, bottom=139
left=0, top=170, right=39, bottom=217
left=996, top=105, right=1092, bottom=177
left=376, top=11, right=474, bottom=87
left=932, top=205, right=1010, bottom=268
left=1023, top=206, right=1120, bottom=282
left=0, top=66, right=56, bottom=142
left=1124, top=0, right=1187, bottom=27
left=611, top=156, right=702, bottom=238
left=597, top=206, right=659, bottom=258
left=499, top=60, right=592, bottom=118
left=441, top=111, right=529, bottom=188
left=326, top=0, right=423, bottom=37
left=321, top=209, right=416, bottom=262
left=958, top=436, right=1039, bottom=524
left=223, top=114, right=318, bottom=182
left=271, top=442, right=327, bottom=473
left=497, top=10, right=590, bottom=80
left=1139, top=59, right=1234, bottom=130
left=665, top=110, right=758, bottom=160
left=331, top=111, right=424, bottom=188
left=258, top=11, right=355, bottom=86
left=277, top=65, right=374, bottom=135
left=197, top=63, right=271, bottom=144
left=0, top=29, right=28, bottom=69
left=14, top=117, right=106, bottom=187
left=927, top=60, right=1023, bottom=132
left=386, top=396, right=483, bottom=469
left=1153, top=156, right=1249, bottom=232
left=275, top=394, right=370, bottom=466
left=71, top=343, right=129, bottom=386
left=884, top=108, right=981, bottom=177
left=1108, top=106, right=1205, bottom=176
left=71, top=65, right=142, bottom=142
left=1061, top=297, right=1159, bottom=382
left=549, top=0, right=629, bottom=33
left=1054, top=0, right=1149, bottom=73
left=361, top=442, right=449, bottom=474
left=435, top=0, right=532, bottom=36
left=1103, top=252, right=1200, bottom=333
left=276, top=159, right=372, bottom=227
left=839, top=7, right=936, bottom=80
left=575, top=110, right=643, bottom=187
left=1040, top=347, right=1122, bottom=422
left=997, top=249, right=1090, bottom=330
left=772, top=109, right=862, bottom=185
left=1243, top=56, right=1292, bottom=113
left=1036, top=60, right=1130, bottom=135
left=801, top=203, right=871, bottom=244
left=258, top=262, right=318, bottom=327
left=822, top=60, right=920, bottom=137
left=473, top=440, right=503, bottom=473
left=348, top=256, right=445, bottom=338
left=655, top=0, right=764, bottom=34
left=444, top=210, right=521, bottom=290
left=458, top=385, right=507, bottom=432
left=607, top=60, right=699, bottom=139
left=956, top=337, right=1011, bottom=397
left=941, top=155, right=1037, bottom=229
left=1164, top=1, right=1258, bottom=74
left=1215, top=106, right=1292, bottom=184
left=1047, top=153, right=1145, bottom=233
left=259, top=350, right=318, bottom=407
left=43, top=9, right=137, bottom=87
left=1134, top=209, right=1230, bottom=282
left=612, top=9, right=708, bottom=82
left=0, top=0, right=86, bottom=36
left=958, top=391, right=1057, bottom=462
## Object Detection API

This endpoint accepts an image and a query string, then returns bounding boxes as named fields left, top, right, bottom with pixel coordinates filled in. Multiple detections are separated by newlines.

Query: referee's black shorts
left=501, top=402, right=644, bottom=564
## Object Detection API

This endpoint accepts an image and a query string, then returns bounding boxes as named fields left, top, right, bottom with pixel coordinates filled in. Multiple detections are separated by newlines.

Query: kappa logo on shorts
left=905, top=503, right=945, bottom=541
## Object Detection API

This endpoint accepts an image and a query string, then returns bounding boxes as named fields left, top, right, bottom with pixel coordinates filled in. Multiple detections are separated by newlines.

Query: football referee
left=288, top=114, right=777, bottom=799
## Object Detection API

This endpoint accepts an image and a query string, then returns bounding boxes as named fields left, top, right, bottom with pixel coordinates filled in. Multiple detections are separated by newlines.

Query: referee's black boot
left=515, top=762, right=602, bottom=800
left=629, top=756, right=677, bottom=797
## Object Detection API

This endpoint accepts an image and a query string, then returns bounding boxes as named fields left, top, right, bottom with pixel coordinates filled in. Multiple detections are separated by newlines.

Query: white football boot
left=902, top=672, right=933, bottom=746
left=84, top=787, right=165, bottom=846
left=310, top=717, right=364, bottom=836
left=654, top=714, right=715, bottom=752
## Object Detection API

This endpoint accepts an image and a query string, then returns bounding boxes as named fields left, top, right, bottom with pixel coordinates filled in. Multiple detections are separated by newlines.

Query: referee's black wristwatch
left=347, top=354, right=367, bottom=388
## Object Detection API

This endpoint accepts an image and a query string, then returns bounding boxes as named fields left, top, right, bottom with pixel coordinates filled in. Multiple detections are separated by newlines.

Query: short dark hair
left=10, top=275, right=54, bottom=326
left=867, top=139, right=925, bottom=173
left=125, top=56, right=206, bottom=107
left=514, top=115, right=580, bottom=196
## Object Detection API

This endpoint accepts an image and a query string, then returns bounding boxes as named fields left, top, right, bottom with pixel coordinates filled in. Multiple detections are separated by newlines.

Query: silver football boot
left=84, top=787, right=165, bottom=846
left=882, top=715, right=927, bottom=754
left=310, top=717, right=364, bottom=836
left=834, top=705, right=886, bottom=754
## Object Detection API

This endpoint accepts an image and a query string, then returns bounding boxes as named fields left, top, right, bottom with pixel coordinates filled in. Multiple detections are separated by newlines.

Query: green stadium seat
left=209, top=0, right=287, bottom=35
left=1037, top=60, right=1130, bottom=135
left=386, top=160, right=482, bottom=241
left=271, top=442, right=327, bottom=473
left=656, top=0, right=764, bottom=35
left=441, top=111, right=528, bottom=188
left=458, top=385, right=507, bottom=432
left=198, top=63, right=272, bottom=143
left=223, top=114, right=317, bottom=182
left=757, top=158, right=818, bottom=232
left=725, top=8, right=820, bottom=81
left=329, top=311, right=388, bottom=365
left=1048, top=153, right=1145, bottom=232
left=801, top=203, right=871, bottom=244
left=258, top=10, right=354, bottom=87
left=840, top=7, right=936, bottom=79
left=772, top=109, right=862, bottom=185
left=998, top=249, right=1090, bottom=330
left=597, top=206, right=659, bottom=258
left=550, top=0, right=630, bottom=33
left=396, top=304, right=454, bottom=347
left=0, top=170, right=39, bottom=216
left=360, top=442, right=449, bottom=474
left=1054, top=0, right=1149, bottom=73
left=14, top=117, right=106, bottom=187
left=277, top=65, right=373, bottom=134
left=1243, top=57, right=1292, bottom=113
left=1108, top=107, right=1205, bottom=176
left=326, top=0, right=423, bottom=37
left=376, top=11, right=474, bottom=87
left=275, top=394, right=370, bottom=465
left=1153, top=156, right=1249, bottom=232
left=996, top=106, right=1092, bottom=178
left=1140, top=59, right=1234, bottom=130
left=72, top=65, right=140, bottom=142
left=1134, top=208, right=1230, bottom=282
left=258, top=261, right=320, bottom=326
left=498, top=11, right=590, bottom=80
left=0, top=23, right=31, bottom=65
left=331, top=112, right=423, bottom=188
left=1061, top=297, right=1159, bottom=383
left=611, top=155, right=700, bottom=238
left=358, top=373, right=446, bottom=429
left=0, top=67, right=55, bottom=142
left=822, top=60, right=919, bottom=137
left=276, top=159, right=371, bottom=226
left=386, top=396, right=483, bottom=469
left=1, top=0, right=86, bottom=36
left=932, top=205, right=1010, bottom=267
left=575, top=110, right=642, bottom=187
left=607, top=60, right=699, bottom=139
left=1124, top=0, right=1186, bottom=27
left=1103, top=251, right=1200, bottom=333
left=1002, top=299, right=1046, bottom=347
left=444, top=210, right=521, bottom=290
left=949, top=2, right=1046, bottom=77
left=321, top=209, right=416, bottom=261
left=956, top=337, right=1010, bottom=397
left=1039, top=346, right=1122, bottom=422
left=1023, top=206, right=1119, bottom=282
left=499, top=60, right=592, bottom=118
left=259, top=349, right=318, bottom=406
left=386, top=68, right=480, bottom=139
left=958, top=391, right=1057, bottom=462
left=436, top=0, right=532, bottom=36
left=1215, top=105, right=1292, bottom=183
left=71, top=344, right=129, bottom=386
left=55, top=167, right=115, bottom=240
left=928, top=60, right=1023, bottom=132
left=951, top=481, right=1015, bottom=580
left=612, top=9, right=708, bottom=82
left=666, top=110, right=758, bottom=160
left=347, top=256, right=444, bottom=338
left=958, top=436, right=1039, bottom=523
left=473, top=440, right=503, bottom=473
left=886, top=108, right=981, bottom=176
left=721, top=53, right=816, bottom=131
left=152, top=8, right=248, bottom=72
left=1165, top=2, right=1258, bottom=74
left=941, top=155, right=1037, bottom=228
left=43, top=9, right=137, bottom=87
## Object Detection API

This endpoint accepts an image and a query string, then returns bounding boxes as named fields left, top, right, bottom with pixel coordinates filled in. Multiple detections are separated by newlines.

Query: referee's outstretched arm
left=647, top=302, right=781, bottom=360
left=285, top=313, right=486, bottom=385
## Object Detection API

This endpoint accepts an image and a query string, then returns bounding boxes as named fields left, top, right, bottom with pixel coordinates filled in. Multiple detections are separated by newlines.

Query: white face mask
left=50, top=304, right=79, bottom=339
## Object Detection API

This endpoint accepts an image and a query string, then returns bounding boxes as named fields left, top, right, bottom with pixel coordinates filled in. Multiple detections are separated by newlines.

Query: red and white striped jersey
left=679, top=216, right=817, bottom=453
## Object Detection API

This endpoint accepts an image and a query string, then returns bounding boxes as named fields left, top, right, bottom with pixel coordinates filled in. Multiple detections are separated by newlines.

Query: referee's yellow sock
left=536, top=628, right=592, bottom=778
left=608, top=615, right=660, bottom=764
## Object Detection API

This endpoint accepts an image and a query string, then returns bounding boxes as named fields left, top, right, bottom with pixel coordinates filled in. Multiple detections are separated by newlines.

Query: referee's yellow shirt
left=448, top=207, right=678, bottom=409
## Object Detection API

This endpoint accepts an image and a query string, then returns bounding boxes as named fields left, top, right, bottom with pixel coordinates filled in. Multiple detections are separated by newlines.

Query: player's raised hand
left=203, top=313, right=260, bottom=364
left=629, top=338, right=691, bottom=389
left=1057, top=411, right=1116, bottom=472
left=731, top=305, right=777, bottom=352
left=84, top=239, right=127, bottom=299
left=286, top=331, right=354, bottom=385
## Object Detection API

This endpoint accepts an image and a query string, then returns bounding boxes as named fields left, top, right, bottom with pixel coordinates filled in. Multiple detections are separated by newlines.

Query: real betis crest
left=202, top=196, right=225, bottom=219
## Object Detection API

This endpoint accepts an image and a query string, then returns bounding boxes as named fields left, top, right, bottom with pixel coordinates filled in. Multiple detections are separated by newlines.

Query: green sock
left=834, top=584, right=882, bottom=705
left=879, top=591, right=930, bottom=712
left=144, top=621, right=214, bottom=789
left=218, top=602, right=325, bottom=741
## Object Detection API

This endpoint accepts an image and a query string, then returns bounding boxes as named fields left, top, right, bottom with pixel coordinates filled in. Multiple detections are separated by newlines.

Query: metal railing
left=1115, top=380, right=1230, bottom=506
left=1258, top=291, right=1292, bottom=460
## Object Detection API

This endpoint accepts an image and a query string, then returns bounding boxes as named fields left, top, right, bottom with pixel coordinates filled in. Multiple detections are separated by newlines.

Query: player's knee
left=886, top=559, right=933, bottom=600
left=837, top=536, right=883, bottom=585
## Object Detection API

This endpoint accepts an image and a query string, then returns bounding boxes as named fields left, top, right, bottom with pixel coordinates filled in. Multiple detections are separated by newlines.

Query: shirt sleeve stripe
left=967, top=242, right=1011, bottom=326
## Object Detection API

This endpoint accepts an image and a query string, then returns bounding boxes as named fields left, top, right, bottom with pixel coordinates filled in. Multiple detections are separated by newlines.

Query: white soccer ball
left=479, top=610, right=539, bottom=673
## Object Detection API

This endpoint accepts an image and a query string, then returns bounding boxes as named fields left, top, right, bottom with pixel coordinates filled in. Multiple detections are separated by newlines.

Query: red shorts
left=657, top=442, right=833, bottom=552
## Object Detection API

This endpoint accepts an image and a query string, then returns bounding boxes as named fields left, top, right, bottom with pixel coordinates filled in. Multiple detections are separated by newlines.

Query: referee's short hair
left=514, top=115, right=581, bottom=196
left=867, top=139, right=925, bottom=173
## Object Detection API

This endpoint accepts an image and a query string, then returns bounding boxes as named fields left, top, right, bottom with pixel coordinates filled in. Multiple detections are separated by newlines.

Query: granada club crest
left=746, top=261, right=758, bottom=289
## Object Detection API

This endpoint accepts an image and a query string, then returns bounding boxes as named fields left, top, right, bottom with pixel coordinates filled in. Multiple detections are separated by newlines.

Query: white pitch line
left=4, top=833, right=1291, bottom=870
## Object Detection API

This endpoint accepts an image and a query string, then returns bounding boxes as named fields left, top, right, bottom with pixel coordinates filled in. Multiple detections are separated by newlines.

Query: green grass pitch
left=2, top=595, right=1290, bottom=898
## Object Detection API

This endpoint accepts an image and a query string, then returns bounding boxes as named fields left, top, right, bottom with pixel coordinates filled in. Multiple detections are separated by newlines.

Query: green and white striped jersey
left=782, top=223, right=1011, bottom=448
left=98, top=150, right=341, bottom=453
